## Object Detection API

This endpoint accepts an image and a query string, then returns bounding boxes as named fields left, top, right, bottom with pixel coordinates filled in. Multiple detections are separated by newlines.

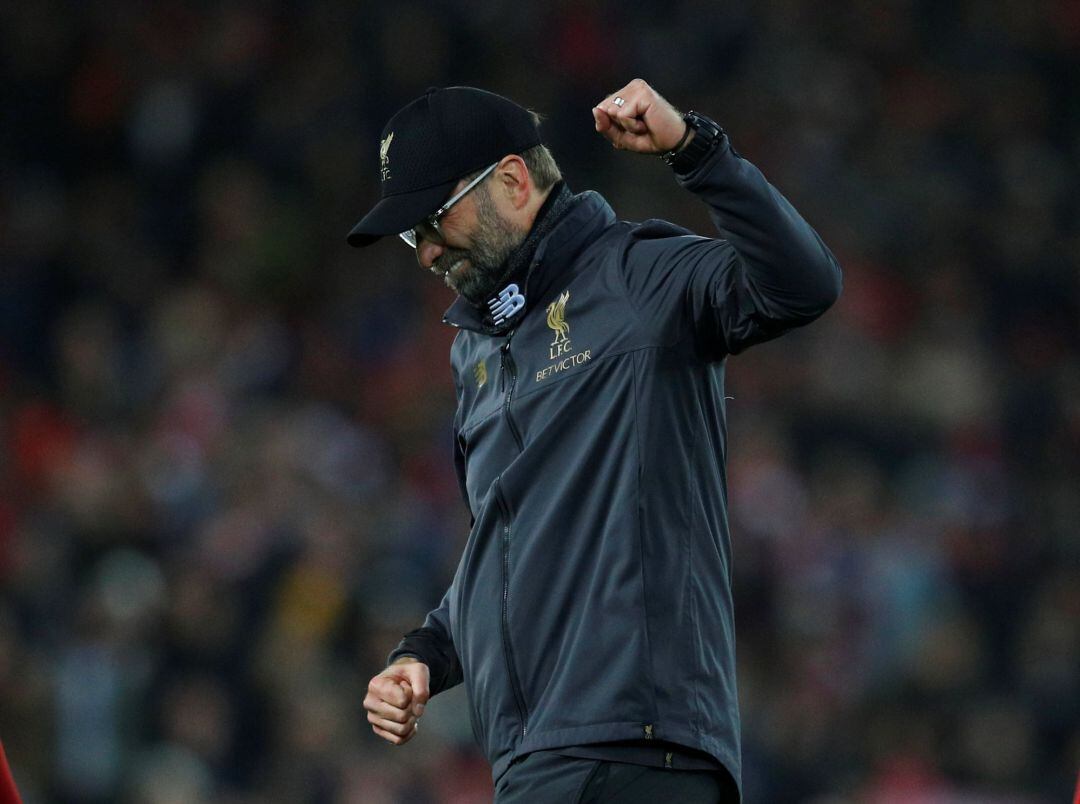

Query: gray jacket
left=389, top=132, right=843, bottom=794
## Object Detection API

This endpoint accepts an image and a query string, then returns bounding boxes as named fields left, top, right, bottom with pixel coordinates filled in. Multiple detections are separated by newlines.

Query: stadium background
left=1, top=1, right=1078, bottom=801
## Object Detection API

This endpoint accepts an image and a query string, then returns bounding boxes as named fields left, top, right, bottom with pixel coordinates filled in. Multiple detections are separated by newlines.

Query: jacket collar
left=442, top=189, right=615, bottom=334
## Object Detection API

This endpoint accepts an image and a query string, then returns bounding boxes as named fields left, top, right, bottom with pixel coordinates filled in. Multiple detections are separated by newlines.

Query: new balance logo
left=489, top=283, right=525, bottom=326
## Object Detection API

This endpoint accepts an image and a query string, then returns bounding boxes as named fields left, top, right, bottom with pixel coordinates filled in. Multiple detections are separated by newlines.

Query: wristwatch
left=661, top=111, right=724, bottom=174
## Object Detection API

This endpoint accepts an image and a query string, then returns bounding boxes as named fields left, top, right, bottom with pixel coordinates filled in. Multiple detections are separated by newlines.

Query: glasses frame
left=399, top=161, right=500, bottom=249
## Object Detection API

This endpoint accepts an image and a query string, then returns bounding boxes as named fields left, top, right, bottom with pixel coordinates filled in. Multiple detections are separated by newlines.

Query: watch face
left=687, top=112, right=721, bottom=137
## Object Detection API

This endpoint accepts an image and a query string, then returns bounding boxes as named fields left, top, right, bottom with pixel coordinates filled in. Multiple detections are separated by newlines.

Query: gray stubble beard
left=434, top=185, right=528, bottom=306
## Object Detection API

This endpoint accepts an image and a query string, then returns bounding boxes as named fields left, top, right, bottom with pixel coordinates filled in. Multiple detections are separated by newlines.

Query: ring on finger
left=613, top=96, right=625, bottom=107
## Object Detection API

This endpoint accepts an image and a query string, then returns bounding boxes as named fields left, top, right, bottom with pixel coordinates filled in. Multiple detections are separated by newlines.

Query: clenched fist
left=592, top=78, right=690, bottom=154
left=364, top=657, right=430, bottom=746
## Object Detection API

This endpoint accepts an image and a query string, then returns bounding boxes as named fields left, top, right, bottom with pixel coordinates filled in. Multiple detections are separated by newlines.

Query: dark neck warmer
left=475, top=180, right=576, bottom=318
left=502, top=180, right=575, bottom=284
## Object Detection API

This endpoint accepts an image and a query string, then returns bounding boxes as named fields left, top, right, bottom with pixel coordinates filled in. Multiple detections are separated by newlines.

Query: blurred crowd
left=1, top=1, right=1078, bottom=802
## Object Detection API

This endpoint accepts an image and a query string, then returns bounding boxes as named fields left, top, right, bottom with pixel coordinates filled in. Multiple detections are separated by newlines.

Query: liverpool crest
left=546, top=290, right=570, bottom=356
left=379, top=132, right=394, bottom=181
left=536, top=289, right=591, bottom=382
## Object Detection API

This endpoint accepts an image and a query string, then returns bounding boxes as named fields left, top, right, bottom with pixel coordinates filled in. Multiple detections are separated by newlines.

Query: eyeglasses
left=399, top=162, right=499, bottom=249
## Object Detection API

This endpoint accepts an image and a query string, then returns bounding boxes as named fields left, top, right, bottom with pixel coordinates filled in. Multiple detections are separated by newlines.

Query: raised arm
left=595, top=79, right=842, bottom=357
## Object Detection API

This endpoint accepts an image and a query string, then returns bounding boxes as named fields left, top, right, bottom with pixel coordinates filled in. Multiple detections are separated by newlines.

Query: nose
left=416, top=236, right=446, bottom=271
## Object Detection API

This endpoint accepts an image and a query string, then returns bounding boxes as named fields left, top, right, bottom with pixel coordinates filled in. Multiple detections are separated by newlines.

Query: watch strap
left=661, top=111, right=724, bottom=173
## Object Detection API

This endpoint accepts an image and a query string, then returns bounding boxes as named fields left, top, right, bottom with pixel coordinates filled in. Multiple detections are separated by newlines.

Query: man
left=352, top=79, right=842, bottom=802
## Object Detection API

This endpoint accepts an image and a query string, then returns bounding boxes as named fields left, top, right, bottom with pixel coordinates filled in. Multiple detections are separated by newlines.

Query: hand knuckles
left=376, top=726, right=401, bottom=745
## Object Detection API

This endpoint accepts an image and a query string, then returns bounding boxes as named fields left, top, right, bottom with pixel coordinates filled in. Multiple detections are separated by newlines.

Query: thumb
left=593, top=106, right=612, bottom=133
left=399, top=661, right=431, bottom=716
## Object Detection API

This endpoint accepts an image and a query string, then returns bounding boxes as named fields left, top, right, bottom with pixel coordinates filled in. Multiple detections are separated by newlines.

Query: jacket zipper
left=495, top=480, right=529, bottom=738
left=499, top=332, right=524, bottom=451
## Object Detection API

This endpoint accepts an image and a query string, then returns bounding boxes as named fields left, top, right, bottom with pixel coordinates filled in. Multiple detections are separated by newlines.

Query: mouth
left=439, top=258, right=468, bottom=286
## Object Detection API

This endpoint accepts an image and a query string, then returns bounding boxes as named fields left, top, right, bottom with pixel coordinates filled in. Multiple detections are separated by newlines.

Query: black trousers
left=494, top=750, right=739, bottom=803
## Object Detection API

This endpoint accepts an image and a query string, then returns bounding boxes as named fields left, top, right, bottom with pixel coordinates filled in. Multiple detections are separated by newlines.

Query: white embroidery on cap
left=380, top=132, right=394, bottom=181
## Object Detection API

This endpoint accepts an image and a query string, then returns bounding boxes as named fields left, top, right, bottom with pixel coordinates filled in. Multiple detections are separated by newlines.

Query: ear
left=494, top=155, right=532, bottom=210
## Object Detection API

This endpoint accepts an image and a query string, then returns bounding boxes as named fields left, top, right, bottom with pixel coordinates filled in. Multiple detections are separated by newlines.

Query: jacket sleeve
left=386, top=585, right=464, bottom=695
left=454, top=429, right=475, bottom=528
left=450, top=368, right=476, bottom=529
left=620, top=131, right=842, bottom=358
left=383, top=364, right=469, bottom=695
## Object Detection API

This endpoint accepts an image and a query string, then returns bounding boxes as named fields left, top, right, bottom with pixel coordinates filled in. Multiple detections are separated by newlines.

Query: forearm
left=676, top=130, right=842, bottom=320
left=387, top=627, right=462, bottom=695
left=386, top=585, right=464, bottom=696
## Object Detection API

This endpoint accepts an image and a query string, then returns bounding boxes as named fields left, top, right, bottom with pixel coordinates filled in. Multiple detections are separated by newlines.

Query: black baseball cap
left=347, top=86, right=543, bottom=247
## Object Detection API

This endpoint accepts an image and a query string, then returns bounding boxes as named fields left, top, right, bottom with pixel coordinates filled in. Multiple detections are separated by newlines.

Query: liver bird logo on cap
left=379, top=132, right=394, bottom=181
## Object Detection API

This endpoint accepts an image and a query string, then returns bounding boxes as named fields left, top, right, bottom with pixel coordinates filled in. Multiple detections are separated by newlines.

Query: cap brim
left=346, top=179, right=456, bottom=248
